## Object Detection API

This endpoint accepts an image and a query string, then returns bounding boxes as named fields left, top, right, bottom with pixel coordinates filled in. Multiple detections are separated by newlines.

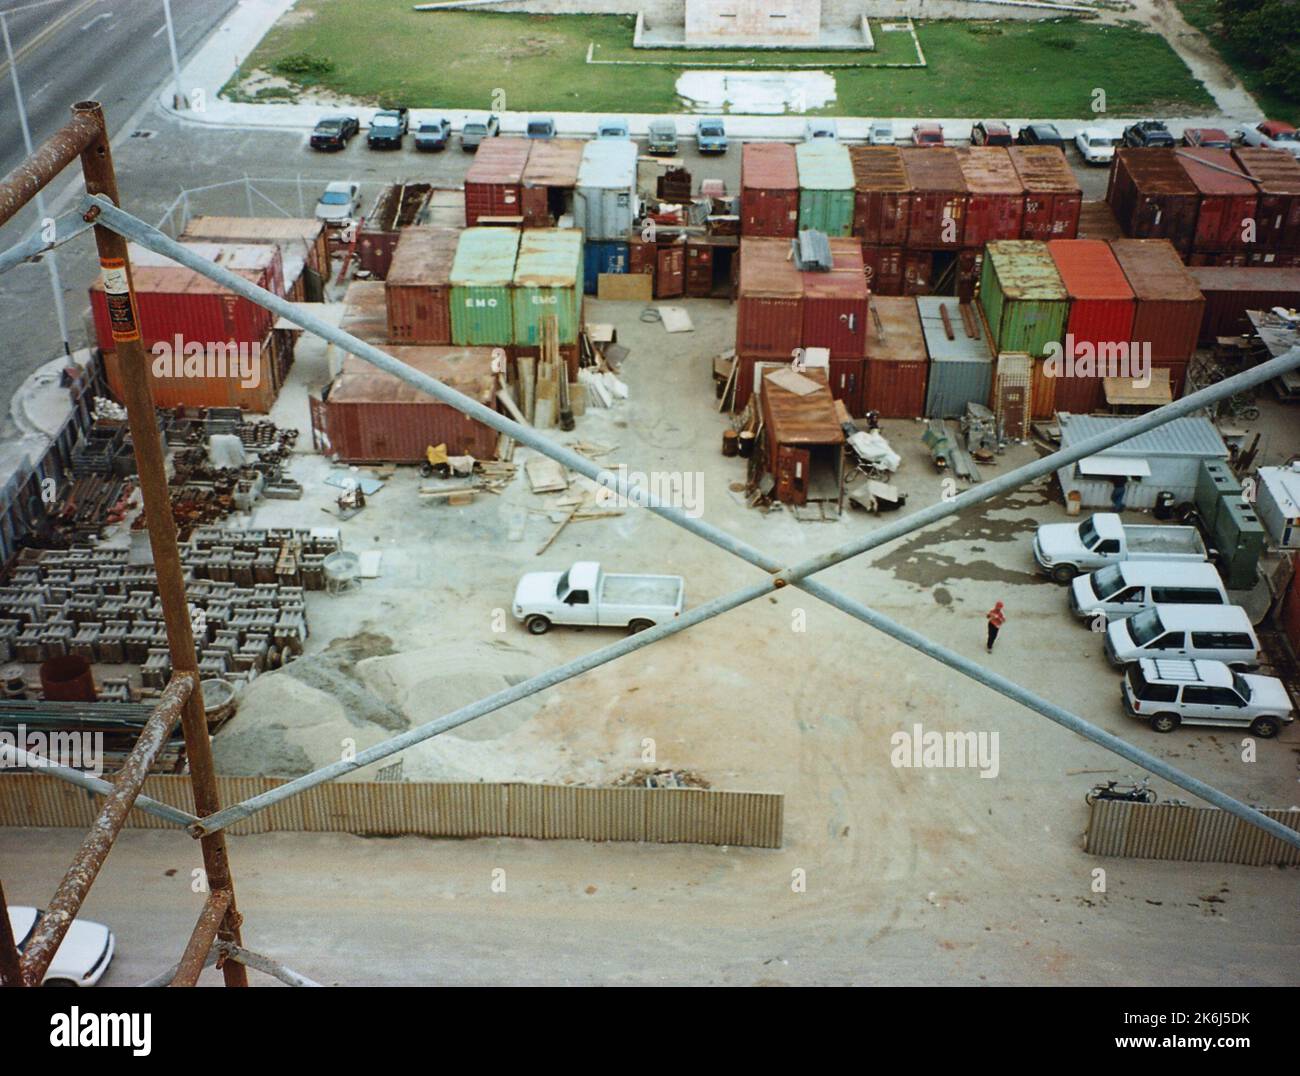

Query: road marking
left=80, top=11, right=112, bottom=31
left=152, top=22, right=165, bottom=38
left=87, top=82, right=104, bottom=101
left=0, top=0, right=100, bottom=81
left=29, top=78, right=54, bottom=98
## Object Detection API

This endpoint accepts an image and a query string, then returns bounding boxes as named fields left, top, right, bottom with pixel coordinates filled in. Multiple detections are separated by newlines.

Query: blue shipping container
left=583, top=240, right=629, bottom=295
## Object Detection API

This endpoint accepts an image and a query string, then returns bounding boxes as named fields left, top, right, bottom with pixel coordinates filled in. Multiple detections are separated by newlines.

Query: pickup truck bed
left=1125, top=529, right=1207, bottom=556
left=602, top=575, right=682, bottom=607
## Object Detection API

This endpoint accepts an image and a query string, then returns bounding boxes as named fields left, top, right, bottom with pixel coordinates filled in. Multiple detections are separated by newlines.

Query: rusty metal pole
left=0, top=880, right=23, bottom=987
left=169, top=889, right=231, bottom=987
left=72, top=101, right=248, bottom=987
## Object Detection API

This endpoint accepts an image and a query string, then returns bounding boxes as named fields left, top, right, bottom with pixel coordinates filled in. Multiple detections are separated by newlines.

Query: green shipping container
left=449, top=227, right=521, bottom=346
left=978, top=240, right=1069, bottom=357
left=795, top=142, right=854, bottom=237
left=511, top=228, right=584, bottom=345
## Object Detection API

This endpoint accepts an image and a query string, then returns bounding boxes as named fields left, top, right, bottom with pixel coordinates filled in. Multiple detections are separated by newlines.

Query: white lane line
left=80, top=11, right=112, bottom=31
left=152, top=23, right=166, bottom=38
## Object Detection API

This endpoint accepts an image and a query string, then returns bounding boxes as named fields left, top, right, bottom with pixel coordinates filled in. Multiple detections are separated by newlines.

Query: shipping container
left=1030, top=357, right=1056, bottom=420
left=732, top=354, right=791, bottom=413
left=511, top=228, right=583, bottom=346
left=1176, top=147, right=1258, bottom=254
left=917, top=297, right=994, bottom=418
left=1189, top=266, right=1300, bottom=343
left=628, top=238, right=655, bottom=276
left=863, top=295, right=927, bottom=417
left=900, top=148, right=967, bottom=250
left=955, top=249, right=982, bottom=303
left=1109, top=238, right=1205, bottom=360
left=464, top=137, right=532, bottom=226
left=575, top=139, right=638, bottom=241
left=902, top=249, right=933, bottom=295
left=655, top=241, right=686, bottom=299
left=385, top=226, right=459, bottom=344
left=848, top=145, right=910, bottom=246
left=737, top=236, right=804, bottom=359
left=741, top=142, right=800, bottom=238
left=760, top=368, right=845, bottom=507
left=448, top=227, right=521, bottom=346
left=828, top=358, right=864, bottom=415
left=123, top=240, right=286, bottom=300
left=956, top=147, right=1025, bottom=248
left=977, top=240, right=1069, bottom=357
left=685, top=240, right=713, bottom=297
left=317, top=347, right=499, bottom=462
left=339, top=280, right=389, bottom=347
left=1106, top=149, right=1199, bottom=253
left=1076, top=200, right=1124, bottom=242
left=1232, top=147, right=1300, bottom=253
left=583, top=239, right=629, bottom=294
left=795, top=140, right=855, bottom=237
left=991, top=351, right=1032, bottom=440
left=1008, top=146, right=1081, bottom=240
left=802, top=238, right=869, bottom=358
left=862, top=244, right=904, bottom=296
left=520, top=138, right=584, bottom=227
left=357, top=183, right=433, bottom=278
left=180, top=216, right=329, bottom=301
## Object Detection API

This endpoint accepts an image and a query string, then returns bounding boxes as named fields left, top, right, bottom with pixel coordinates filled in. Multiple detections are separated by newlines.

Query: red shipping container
left=862, top=244, right=904, bottom=296
left=1109, top=239, right=1204, bottom=361
left=520, top=138, right=583, bottom=226
left=385, top=226, right=458, bottom=344
left=902, top=249, right=933, bottom=295
left=1009, top=146, right=1081, bottom=240
left=828, top=357, right=864, bottom=415
left=732, top=354, right=790, bottom=413
left=863, top=296, right=928, bottom=417
left=101, top=327, right=282, bottom=412
left=1107, top=149, right=1199, bottom=253
left=655, top=242, right=685, bottom=298
left=686, top=241, right=713, bottom=297
left=1189, top=266, right=1300, bottom=343
left=1177, top=147, right=1258, bottom=254
left=464, top=138, right=532, bottom=225
left=1247, top=251, right=1300, bottom=267
left=802, top=238, right=869, bottom=358
left=956, top=249, right=981, bottom=302
left=1281, top=561, right=1300, bottom=659
left=900, top=148, right=967, bottom=250
left=1047, top=240, right=1136, bottom=414
left=956, top=147, right=1025, bottom=248
left=849, top=145, right=910, bottom=246
left=1232, top=147, right=1300, bottom=253
left=737, top=237, right=803, bottom=358
left=741, top=143, right=799, bottom=237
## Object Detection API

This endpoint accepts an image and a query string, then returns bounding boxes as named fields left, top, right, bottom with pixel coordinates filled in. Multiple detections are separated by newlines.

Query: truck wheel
left=1250, top=716, right=1280, bottom=739
left=627, top=619, right=654, bottom=634
left=1150, top=712, right=1180, bottom=734
left=1051, top=564, right=1078, bottom=584
left=525, top=616, right=551, bottom=635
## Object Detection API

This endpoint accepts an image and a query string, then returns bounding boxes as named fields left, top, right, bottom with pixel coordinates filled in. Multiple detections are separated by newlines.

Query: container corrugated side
left=861, top=244, right=905, bottom=295
left=1189, top=266, right=1300, bottom=343
left=900, top=147, right=968, bottom=250
left=737, top=237, right=804, bottom=358
left=449, top=228, right=520, bottom=346
left=1008, top=146, right=1081, bottom=240
left=464, top=137, right=532, bottom=225
left=849, top=145, right=910, bottom=246
left=583, top=240, right=629, bottom=294
left=796, top=141, right=855, bottom=236
left=917, top=297, right=994, bottom=418
left=863, top=295, right=927, bottom=417
left=741, top=142, right=800, bottom=238
left=801, top=239, right=869, bottom=358
left=575, top=140, right=638, bottom=241
left=977, top=240, right=1069, bottom=357
left=1106, top=149, right=1199, bottom=253
left=102, top=325, right=279, bottom=412
left=956, top=147, right=1025, bottom=248
left=511, top=228, right=583, bottom=345
left=1046, top=239, right=1135, bottom=413
left=1177, top=147, right=1258, bottom=254
left=385, top=226, right=459, bottom=344
left=1109, top=238, right=1205, bottom=360
left=1232, top=147, right=1300, bottom=253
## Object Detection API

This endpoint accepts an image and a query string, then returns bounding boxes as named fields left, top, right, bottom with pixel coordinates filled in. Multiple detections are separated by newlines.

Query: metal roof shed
left=1055, top=412, right=1228, bottom=509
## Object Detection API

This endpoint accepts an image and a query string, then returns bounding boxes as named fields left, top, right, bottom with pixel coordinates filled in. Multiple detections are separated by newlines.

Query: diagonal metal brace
left=0, top=208, right=95, bottom=276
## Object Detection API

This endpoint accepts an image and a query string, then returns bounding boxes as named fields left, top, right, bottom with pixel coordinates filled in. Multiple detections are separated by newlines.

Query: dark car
left=1017, top=123, right=1066, bottom=149
left=1182, top=127, right=1232, bottom=149
left=1122, top=120, right=1175, bottom=148
left=310, top=115, right=359, bottom=152
left=414, top=118, right=452, bottom=152
left=970, top=121, right=1013, bottom=147
left=367, top=108, right=409, bottom=149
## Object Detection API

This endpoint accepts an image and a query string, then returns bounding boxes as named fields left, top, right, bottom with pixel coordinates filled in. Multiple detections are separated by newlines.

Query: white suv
left=1122, top=658, right=1294, bottom=737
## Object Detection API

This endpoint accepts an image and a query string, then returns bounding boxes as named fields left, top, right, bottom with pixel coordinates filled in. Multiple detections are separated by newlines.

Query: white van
left=1104, top=604, right=1260, bottom=669
left=1070, top=562, right=1228, bottom=622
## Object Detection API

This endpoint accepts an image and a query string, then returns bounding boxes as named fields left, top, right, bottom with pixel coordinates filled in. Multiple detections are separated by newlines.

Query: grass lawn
left=227, top=3, right=1214, bottom=117
left=1177, top=0, right=1297, bottom=119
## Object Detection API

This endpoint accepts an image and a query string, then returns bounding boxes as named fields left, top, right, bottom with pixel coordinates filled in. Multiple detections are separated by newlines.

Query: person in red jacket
left=986, top=601, right=1006, bottom=652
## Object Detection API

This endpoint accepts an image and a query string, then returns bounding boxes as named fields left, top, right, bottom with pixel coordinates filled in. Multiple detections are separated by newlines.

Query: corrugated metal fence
left=1086, top=800, right=1300, bottom=866
left=0, top=774, right=783, bottom=849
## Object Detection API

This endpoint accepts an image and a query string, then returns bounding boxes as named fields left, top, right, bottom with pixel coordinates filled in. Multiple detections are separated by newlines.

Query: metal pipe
left=0, top=880, right=23, bottom=987
left=73, top=104, right=249, bottom=987
left=217, top=943, right=322, bottom=987
left=169, top=889, right=231, bottom=987
left=19, top=674, right=191, bottom=986
left=0, top=110, right=99, bottom=229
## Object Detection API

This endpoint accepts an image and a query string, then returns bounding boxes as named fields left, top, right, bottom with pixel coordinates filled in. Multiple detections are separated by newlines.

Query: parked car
left=525, top=116, right=556, bottom=140
left=1237, top=119, right=1300, bottom=157
left=866, top=119, right=895, bottom=146
left=911, top=122, right=944, bottom=147
left=309, top=114, right=359, bottom=151
left=1033, top=513, right=1208, bottom=583
left=1123, top=658, right=1293, bottom=736
left=970, top=121, right=1013, bottom=147
left=366, top=108, right=409, bottom=149
left=1069, top=561, right=1229, bottom=622
left=512, top=561, right=685, bottom=635
left=597, top=117, right=630, bottom=139
left=804, top=118, right=839, bottom=141
left=647, top=119, right=678, bottom=155
left=1018, top=122, right=1066, bottom=148
left=1182, top=127, right=1232, bottom=149
left=314, top=180, right=361, bottom=225
left=1104, top=604, right=1260, bottom=669
left=696, top=117, right=728, bottom=154
left=1075, top=126, right=1120, bottom=166
left=8, top=906, right=115, bottom=986
left=1122, top=120, right=1175, bottom=148
left=461, top=114, right=500, bottom=150
left=414, top=118, right=452, bottom=152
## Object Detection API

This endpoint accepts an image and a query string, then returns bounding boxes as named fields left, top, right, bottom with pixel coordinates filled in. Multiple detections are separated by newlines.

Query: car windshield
left=700, top=125, right=722, bottom=136
left=556, top=568, right=570, bottom=596
left=466, top=124, right=486, bottom=133
left=1078, top=517, right=1100, bottom=548
left=1090, top=137, right=1114, bottom=147
left=918, top=131, right=940, bottom=143
left=419, top=124, right=442, bottom=133
left=372, top=116, right=399, bottom=127
left=1127, top=608, right=1164, bottom=647
left=1231, top=671, right=1251, bottom=700
left=1274, top=130, right=1299, bottom=141
left=1092, top=565, right=1124, bottom=600
left=528, top=123, right=550, bottom=135
left=320, top=191, right=350, bottom=205
left=318, top=120, right=342, bottom=131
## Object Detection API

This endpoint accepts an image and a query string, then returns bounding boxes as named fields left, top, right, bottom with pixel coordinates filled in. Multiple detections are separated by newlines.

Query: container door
left=655, top=245, right=685, bottom=298
left=520, top=186, right=549, bottom=227
left=776, top=445, right=811, bottom=505
left=830, top=359, right=862, bottom=415
left=686, top=244, right=713, bottom=296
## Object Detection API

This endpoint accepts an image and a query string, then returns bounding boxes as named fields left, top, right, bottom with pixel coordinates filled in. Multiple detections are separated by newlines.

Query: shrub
left=273, top=52, right=335, bottom=77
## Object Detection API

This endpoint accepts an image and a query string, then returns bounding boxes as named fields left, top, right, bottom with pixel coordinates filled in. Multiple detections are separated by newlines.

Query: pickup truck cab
left=1034, top=513, right=1208, bottom=583
left=414, top=118, right=452, bottom=151
left=1070, top=561, right=1228, bottom=622
left=1238, top=119, right=1300, bottom=157
left=911, top=122, right=944, bottom=147
left=696, top=117, right=728, bottom=154
left=1104, top=604, right=1259, bottom=669
left=1123, top=658, right=1292, bottom=736
left=1182, top=127, right=1232, bottom=149
left=866, top=119, right=895, bottom=146
left=647, top=119, right=679, bottom=155
left=367, top=108, right=409, bottom=149
left=461, top=114, right=500, bottom=150
left=513, top=561, right=685, bottom=635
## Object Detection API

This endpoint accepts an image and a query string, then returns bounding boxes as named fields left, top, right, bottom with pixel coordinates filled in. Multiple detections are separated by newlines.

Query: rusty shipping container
left=1176, top=147, right=1258, bottom=254
left=1109, top=238, right=1205, bottom=360
left=180, top=216, right=329, bottom=300
left=1076, top=200, right=1124, bottom=242
left=520, top=138, right=583, bottom=227
left=740, top=142, right=799, bottom=237
left=1189, top=266, right=1300, bottom=343
left=655, top=241, right=686, bottom=298
left=737, top=236, right=803, bottom=359
left=956, top=147, right=1025, bottom=248
left=339, top=280, right=389, bottom=346
left=862, top=244, right=904, bottom=296
left=357, top=183, right=433, bottom=278
left=317, top=348, right=499, bottom=462
left=848, top=145, right=910, bottom=247
left=1232, top=147, right=1300, bottom=253
left=685, top=240, right=714, bottom=297
left=902, top=249, right=933, bottom=296
left=900, top=148, right=967, bottom=250
left=977, top=240, right=1069, bottom=357
left=384, top=226, right=459, bottom=344
left=802, top=238, right=870, bottom=358
left=1106, top=149, right=1199, bottom=253
left=828, top=357, right=864, bottom=415
left=862, top=295, right=928, bottom=417
left=465, top=137, right=532, bottom=226
left=1008, top=146, right=1081, bottom=241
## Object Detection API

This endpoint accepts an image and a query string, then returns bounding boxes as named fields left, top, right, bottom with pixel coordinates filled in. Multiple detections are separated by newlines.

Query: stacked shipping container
left=449, top=227, right=521, bottom=346
left=863, top=295, right=928, bottom=418
left=511, top=228, right=584, bottom=346
left=741, top=143, right=800, bottom=238
left=384, top=227, right=459, bottom=344
left=734, top=236, right=803, bottom=411
left=464, top=137, right=532, bottom=226
left=1232, top=148, right=1300, bottom=259
left=1189, top=266, right=1300, bottom=343
left=795, top=140, right=855, bottom=237
left=850, top=146, right=909, bottom=294
left=956, top=147, right=1025, bottom=249
left=519, top=138, right=584, bottom=227
left=1106, top=149, right=1203, bottom=255
left=1178, top=148, right=1258, bottom=257
left=917, top=297, right=994, bottom=419
left=1008, top=146, right=1081, bottom=241
left=575, top=140, right=638, bottom=241
left=1109, top=238, right=1205, bottom=395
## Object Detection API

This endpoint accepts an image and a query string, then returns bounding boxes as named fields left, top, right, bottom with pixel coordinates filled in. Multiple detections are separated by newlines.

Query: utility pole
left=162, top=0, right=185, bottom=109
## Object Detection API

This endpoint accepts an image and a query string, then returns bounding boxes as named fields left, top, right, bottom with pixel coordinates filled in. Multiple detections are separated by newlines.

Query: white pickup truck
left=513, top=561, right=685, bottom=635
left=1033, top=513, right=1208, bottom=583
